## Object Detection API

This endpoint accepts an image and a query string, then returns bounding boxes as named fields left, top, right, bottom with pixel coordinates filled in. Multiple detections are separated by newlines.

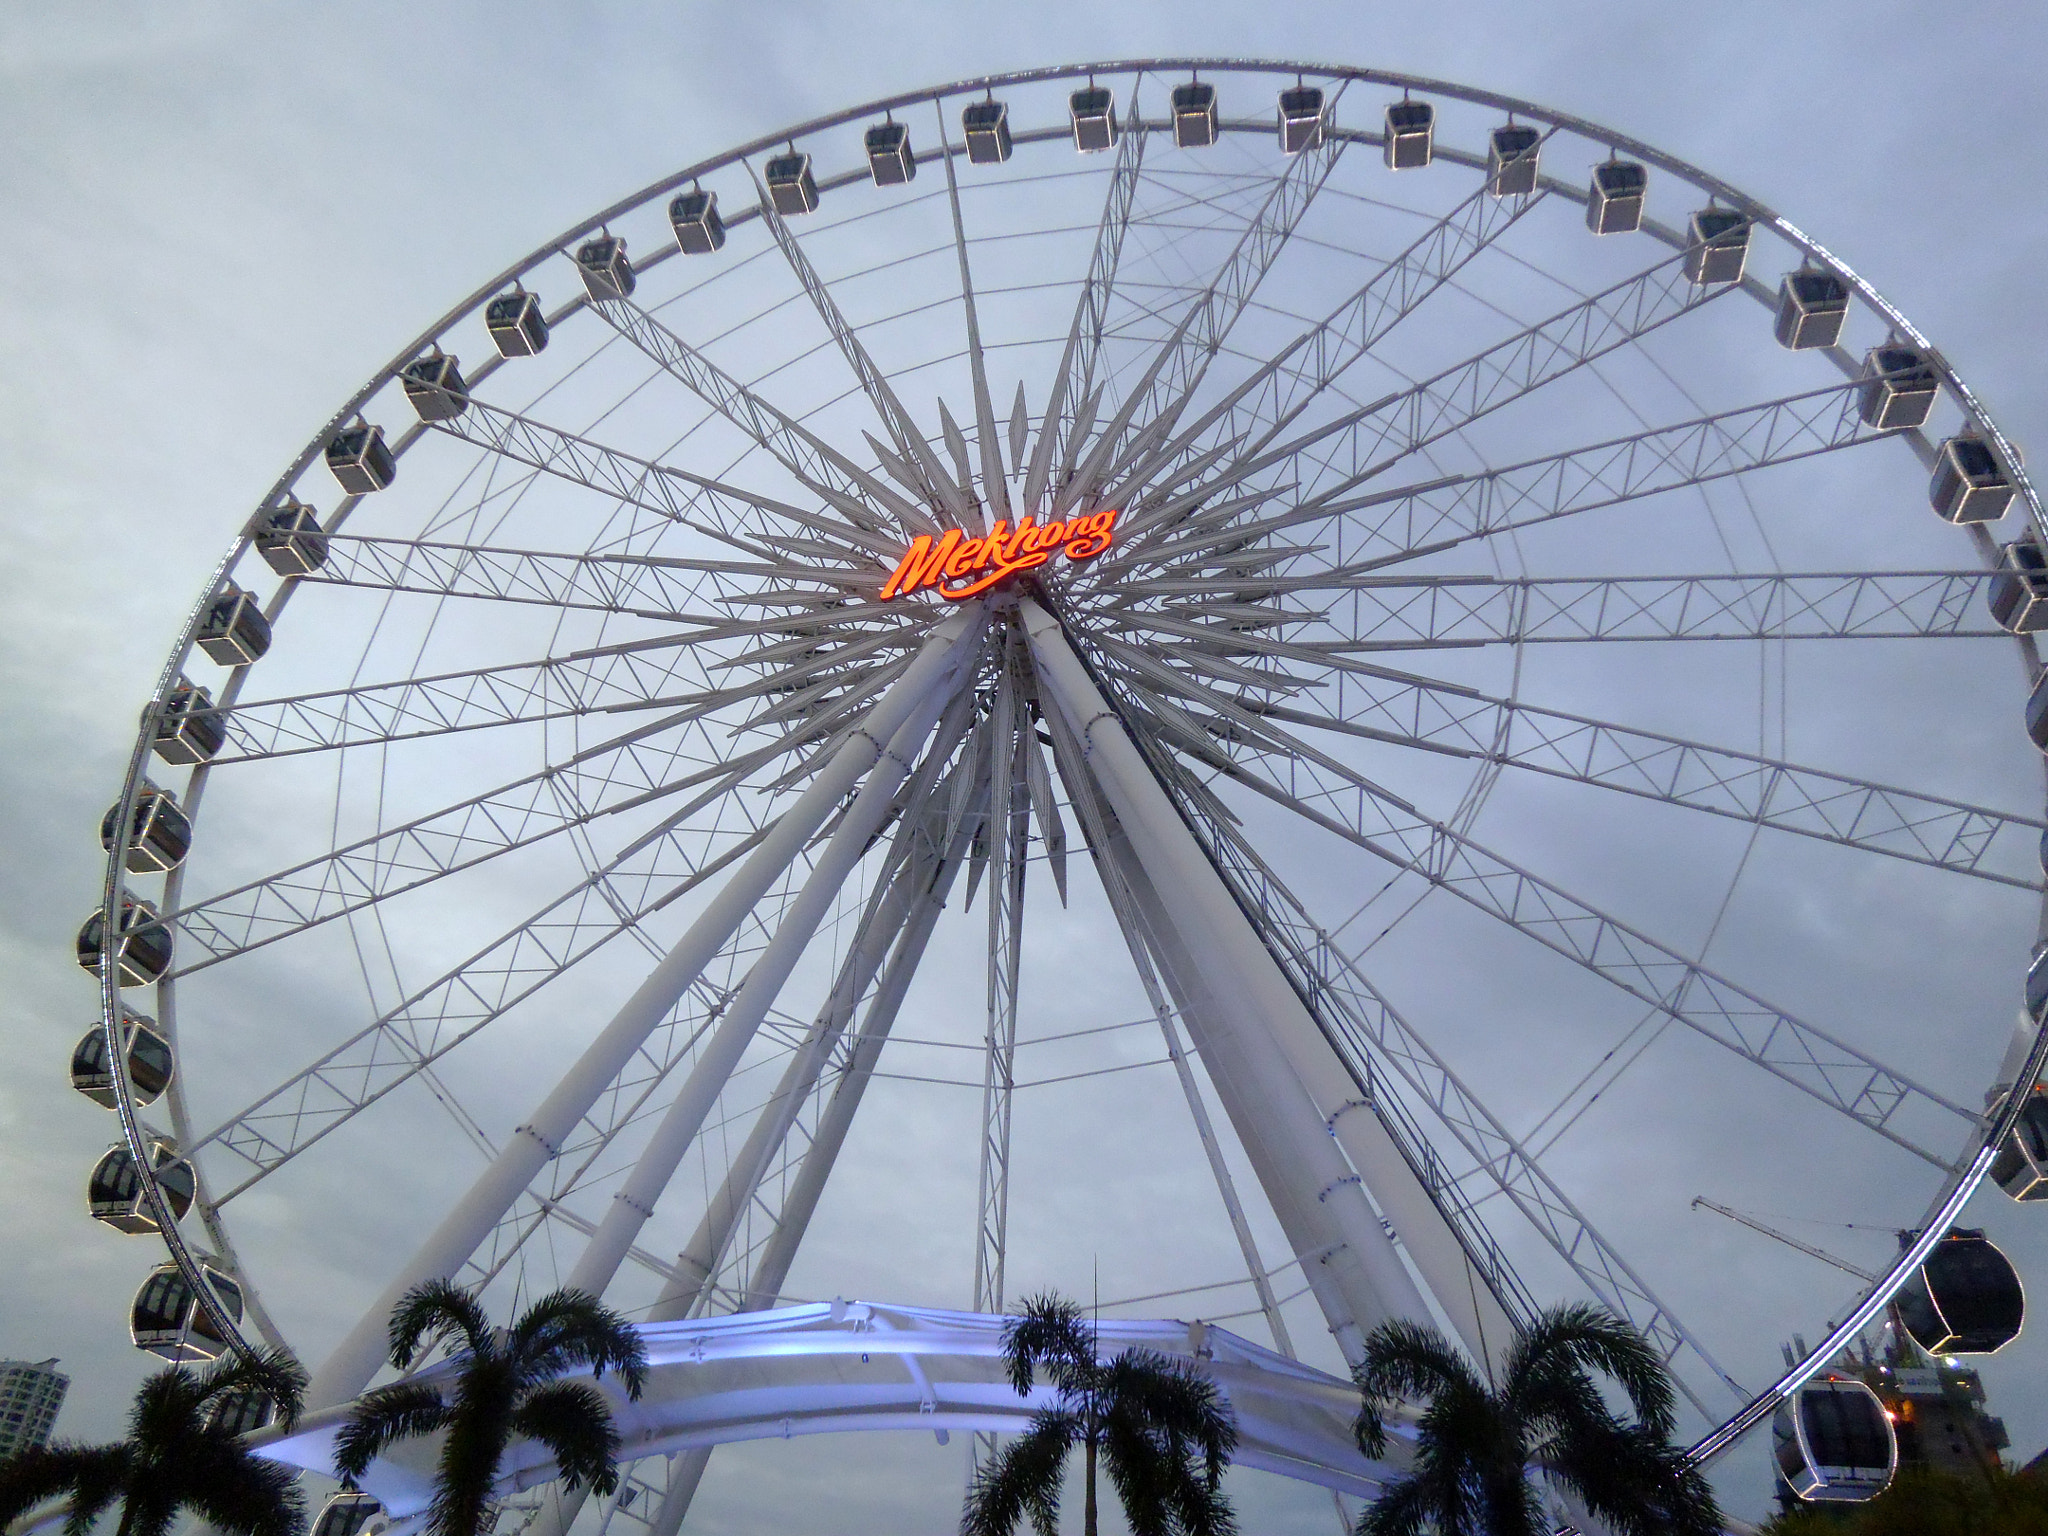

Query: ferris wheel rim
left=88, top=57, right=2048, bottom=1487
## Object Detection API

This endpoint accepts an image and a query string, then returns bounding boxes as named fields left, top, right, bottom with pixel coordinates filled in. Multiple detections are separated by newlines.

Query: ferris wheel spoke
left=934, top=99, right=1013, bottom=526
left=584, top=287, right=939, bottom=539
left=165, top=704, right=817, bottom=975
left=1252, top=678, right=2043, bottom=886
left=1104, top=375, right=1881, bottom=579
left=1099, top=666, right=1973, bottom=1161
left=186, top=794, right=792, bottom=1197
left=1139, top=776, right=1741, bottom=1405
left=1156, top=248, right=1727, bottom=539
left=1108, top=179, right=1546, bottom=509
left=1063, top=98, right=1352, bottom=501
left=751, top=174, right=976, bottom=527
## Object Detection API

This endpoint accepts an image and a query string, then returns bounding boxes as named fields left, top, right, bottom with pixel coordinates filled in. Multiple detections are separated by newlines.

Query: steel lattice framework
left=79, top=58, right=2048, bottom=1536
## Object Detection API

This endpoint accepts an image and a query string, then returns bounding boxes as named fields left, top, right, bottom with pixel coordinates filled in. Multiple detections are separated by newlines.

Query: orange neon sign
left=879, top=510, right=1120, bottom=602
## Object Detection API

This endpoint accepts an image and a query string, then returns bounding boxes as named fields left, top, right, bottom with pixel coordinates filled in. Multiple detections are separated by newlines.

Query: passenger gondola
left=576, top=235, right=634, bottom=302
left=1172, top=81, right=1218, bottom=148
left=1773, top=1377, right=1896, bottom=1502
left=864, top=120, right=916, bottom=185
left=1684, top=207, right=1750, bottom=285
left=1858, top=344, right=1939, bottom=431
left=1383, top=99, right=1433, bottom=169
left=76, top=897, right=173, bottom=988
left=1070, top=86, right=1117, bottom=153
left=963, top=98, right=1013, bottom=163
left=253, top=499, right=328, bottom=577
left=152, top=679, right=226, bottom=767
left=400, top=351, right=468, bottom=423
left=1992, top=537, right=2048, bottom=638
left=1278, top=86, right=1324, bottom=154
left=129, top=1258, right=243, bottom=1362
left=1488, top=124, right=1541, bottom=196
left=1895, top=1228, right=2025, bottom=1355
left=1585, top=161, right=1646, bottom=234
left=1929, top=435, right=2014, bottom=524
left=669, top=187, right=726, bottom=254
left=485, top=289, right=549, bottom=357
left=1776, top=270, right=1851, bottom=350
left=100, top=784, right=192, bottom=874
left=206, top=1389, right=275, bottom=1437
left=1992, top=1089, right=2048, bottom=1201
left=88, top=1140, right=195, bottom=1234
left=325, top=421, right=396, bottom=495
left=70, top=1008, right=174, bottom=1109
left=311, top=1493, right=383, bottom=1536
left=195, top=584, right=271, bottom=667
left=765, top=150, right=819, bottom=215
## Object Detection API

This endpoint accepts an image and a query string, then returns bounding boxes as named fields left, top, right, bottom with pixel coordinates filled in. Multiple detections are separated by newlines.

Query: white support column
left=1023, top=601, right=1437, bottom=1342
left=1025, top=600, right=1515, bottom=1368
left=307, top=609, right=986, bottom=1410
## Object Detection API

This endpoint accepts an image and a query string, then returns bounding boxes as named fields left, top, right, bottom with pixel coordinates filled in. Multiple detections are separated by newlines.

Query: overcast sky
left=4, top=4, right=2048, bottom=1534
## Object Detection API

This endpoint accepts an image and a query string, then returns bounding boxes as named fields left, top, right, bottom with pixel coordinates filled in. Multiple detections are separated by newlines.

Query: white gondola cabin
left=1990, top=537, right=2048, bottom=636
left=195, top=584, right=271, bottom=667
left=1896, top=1228, right=2025, bottom=1355
left=1384, top=100, right=1433, bottom=169
left=1586, top=161, right=1646, bottom=234
left=485, top=289, right=549, bottom=357
left=1773, top=1378, right=1896, bottom=1503
left=865, top=120, right=915, bottom=185
left=207, top=1389, right=276, bottom=1437
left=70, top=1008, right=174, bottom=1109
left=254, top=499, right=328, bottom=577
left=325, top=422, right=396, bottom=495
left=76, top=897, right=173, bottom=988
left=1070, top=86, right=1117, bottom=152
left=1993, top=1090, right=2048, bottom=1201
left=152, top=680, right=226, bottom=766
left=1929, top=436, right=2014, bottom=524
left=669, top=187, right=726, bottom=254
left=101, top=784, right=192, bottom=874
left=130, top=1259, right=243, bottom=1362
left=1684, top=208, right=1750, bottom=285
left=1278, top=87, right=1324, bottom=154
left=312, top=1493, right=383, bottom=1536
left=1172, top=82, right=1218, bottom=148
left=1776, top=271, right=1850, bottom=350
left=962, top=99, right=1013, bottom=164
left=89, top=1140, right=195, bottom=1234
left=401, top=352, right=468, bottom=423
left=1488, top=124, right=1541, bottom=196
left=765, top=150, right=819, bottom=215
left=576, top=235, right=634, bottom=302
left=1858, top=345, right=1939, bottom=431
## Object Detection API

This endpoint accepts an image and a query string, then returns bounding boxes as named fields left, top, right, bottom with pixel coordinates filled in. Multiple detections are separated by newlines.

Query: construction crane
left=1691, top=1197, right=1878, bottom=1282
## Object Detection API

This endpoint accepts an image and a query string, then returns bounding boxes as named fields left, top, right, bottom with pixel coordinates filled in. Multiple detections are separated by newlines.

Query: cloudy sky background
left=4, top=3, right=2048, bottom=1532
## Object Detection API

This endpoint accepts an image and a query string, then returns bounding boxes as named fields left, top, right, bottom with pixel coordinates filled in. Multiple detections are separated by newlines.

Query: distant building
left=0, top=1360, right=68, bottom=1459
left=1856, top=1359, right=2009, bottom=1479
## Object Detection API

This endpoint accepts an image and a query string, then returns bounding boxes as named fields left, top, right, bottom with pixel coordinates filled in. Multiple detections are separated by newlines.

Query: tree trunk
left=1085, top=1437, right=1098, bottom=1536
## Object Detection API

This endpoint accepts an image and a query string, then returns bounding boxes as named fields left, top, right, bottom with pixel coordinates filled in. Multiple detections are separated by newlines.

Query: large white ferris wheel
left=75, top=57, right=2048, bottom=1524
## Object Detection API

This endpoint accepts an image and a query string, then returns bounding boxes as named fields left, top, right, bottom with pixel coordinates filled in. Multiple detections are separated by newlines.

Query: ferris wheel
left=74, top=57, right=2048, bottom=1525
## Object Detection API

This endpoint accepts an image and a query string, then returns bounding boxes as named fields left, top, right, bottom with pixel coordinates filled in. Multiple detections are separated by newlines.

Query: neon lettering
left=878, top=510, right=1119, bottom=602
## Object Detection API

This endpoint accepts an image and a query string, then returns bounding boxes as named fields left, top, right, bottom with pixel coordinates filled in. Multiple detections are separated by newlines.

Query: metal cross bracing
left=1090, top=656, right=1980, bottom=1165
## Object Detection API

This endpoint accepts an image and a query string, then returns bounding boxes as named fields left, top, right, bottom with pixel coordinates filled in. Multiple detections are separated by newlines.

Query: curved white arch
left=255, top=1302, right=1393, bottom=1517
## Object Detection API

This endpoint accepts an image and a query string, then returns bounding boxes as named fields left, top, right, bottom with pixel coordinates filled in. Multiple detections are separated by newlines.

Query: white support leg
left=307, top=609, right=986, bottom=1410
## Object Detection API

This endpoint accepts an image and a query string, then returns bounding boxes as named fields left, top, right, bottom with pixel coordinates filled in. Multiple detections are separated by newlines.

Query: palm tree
left=962, top=1292, right=1238, bottom=1536
left=0, top=1348, right=306, bottom=1536
left=334, top=1282, right=647, bottom=1536
left=1352, top=1305, right=1720, bottom=1536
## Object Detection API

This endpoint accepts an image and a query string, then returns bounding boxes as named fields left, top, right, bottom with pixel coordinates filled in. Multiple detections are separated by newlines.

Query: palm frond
left=1352, top=1319, right=1484, bottom=1461
left=1001, top=1294, right=1095, bottom=1397
left=0, top=1444, right=129, bottom=1536
left=388, top=1280, right=495, bottom=1371
left=509, top=1382, right=621, bottom=1497
left=507, top=1291, right=647, bottom=1400
left=1542, top=1422, right=1720, bottom=1536
left=426, top=1377, right=518, bottom=1536
left=1505, top=1304, right=1674, bottom=1439
left=1098, top=1412, right=1174, bottom=1536
left=1101, top=1352, right=1236, bottom=1483
left=962, top=1412, right=1077, bottom=1536
left=1355, top=1474, right=1435, bottom=1536
left=187, top=1452, right=307, bottom=1536
left=333, top=1382, right=451, bottom=1480
left=195, top=1349, right=309, bottom=1434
